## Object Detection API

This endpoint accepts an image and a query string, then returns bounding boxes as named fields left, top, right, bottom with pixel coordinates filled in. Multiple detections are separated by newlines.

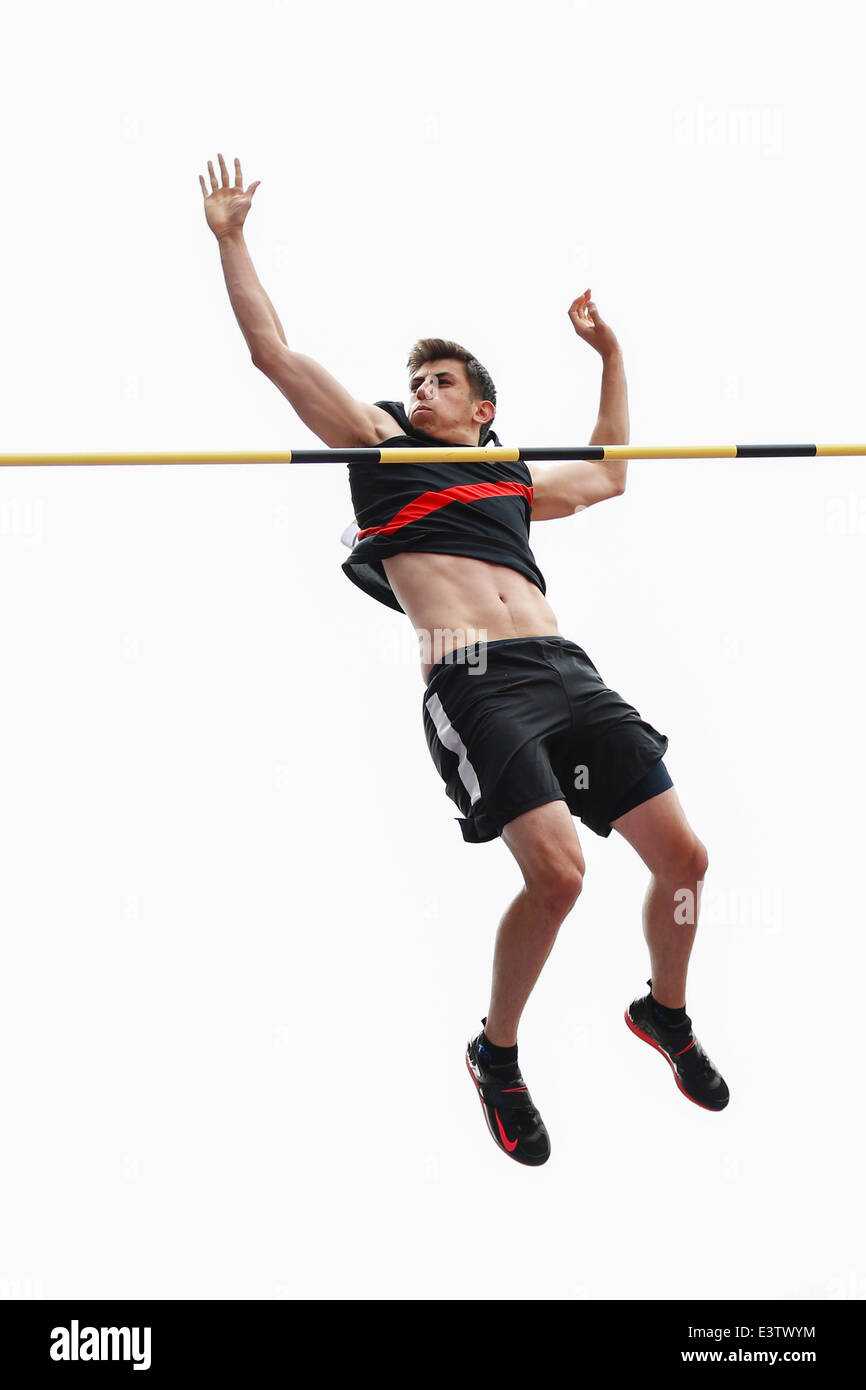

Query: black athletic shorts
left=422, top=635, right=670, bottom=843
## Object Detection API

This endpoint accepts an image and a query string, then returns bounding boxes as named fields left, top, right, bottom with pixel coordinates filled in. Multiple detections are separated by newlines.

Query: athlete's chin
left=414, top=411, right=447, bottom=437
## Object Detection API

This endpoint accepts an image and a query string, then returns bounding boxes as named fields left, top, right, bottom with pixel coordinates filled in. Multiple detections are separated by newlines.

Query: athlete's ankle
left=647, top=978, right=687, bottom=1014
left=650, top=992, right=688, bottom=1029
left=478, top=1025, right=518, bottom=1066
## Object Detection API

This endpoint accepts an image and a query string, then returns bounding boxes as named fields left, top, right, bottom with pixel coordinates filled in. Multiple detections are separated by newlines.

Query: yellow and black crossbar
left=1, top=444, right=865, bottom=467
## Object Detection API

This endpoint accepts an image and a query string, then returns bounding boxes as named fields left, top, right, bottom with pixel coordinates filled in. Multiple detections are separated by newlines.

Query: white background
left=0, top=0, right=863, bottom=1302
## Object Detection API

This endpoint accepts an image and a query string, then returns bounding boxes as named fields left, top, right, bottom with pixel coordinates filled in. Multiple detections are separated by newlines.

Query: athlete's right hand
left=199, top=153, right=261, bottom=239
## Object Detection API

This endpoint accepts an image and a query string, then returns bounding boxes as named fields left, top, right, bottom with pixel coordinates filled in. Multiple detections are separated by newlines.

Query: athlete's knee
left=689, top=835, right=709, bottom=883
left=661, top=832, right=708, bottom=887
left=525, top=855, right=585, bottom=912
left=502, top=803, right=585, bottom=910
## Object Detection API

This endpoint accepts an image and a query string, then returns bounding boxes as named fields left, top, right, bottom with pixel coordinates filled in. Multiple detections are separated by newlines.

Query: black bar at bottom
left=0, top=1297, right=858, bottom=1374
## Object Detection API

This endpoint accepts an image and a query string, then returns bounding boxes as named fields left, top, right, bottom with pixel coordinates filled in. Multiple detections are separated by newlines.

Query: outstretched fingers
left=199, top=154, right=253, bottom=197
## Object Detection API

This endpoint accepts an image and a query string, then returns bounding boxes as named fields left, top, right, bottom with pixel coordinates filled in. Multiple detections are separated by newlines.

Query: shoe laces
left=496, top=1093, right=540, bottom=1136
left=679, top=1034, right=718, bottom=1077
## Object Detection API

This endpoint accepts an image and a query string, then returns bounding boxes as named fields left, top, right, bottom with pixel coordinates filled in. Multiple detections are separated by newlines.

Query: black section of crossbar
left=735, top=444, right=817, bottom=458
left=290, top=448, right=384, bottom=463
left=518, top=446, right=607, bottom=461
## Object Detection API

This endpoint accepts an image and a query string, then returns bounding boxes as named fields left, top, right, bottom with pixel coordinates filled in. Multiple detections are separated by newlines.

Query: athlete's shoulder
left=372, top=400, right=412, bottom=442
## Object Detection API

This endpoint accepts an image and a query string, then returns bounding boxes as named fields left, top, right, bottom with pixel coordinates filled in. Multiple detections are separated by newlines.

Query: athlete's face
left=407, top=359, right=493, bottom=444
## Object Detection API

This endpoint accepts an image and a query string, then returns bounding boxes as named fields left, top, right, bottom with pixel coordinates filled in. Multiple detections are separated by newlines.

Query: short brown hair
left=407, top=337, right=497, bottom=445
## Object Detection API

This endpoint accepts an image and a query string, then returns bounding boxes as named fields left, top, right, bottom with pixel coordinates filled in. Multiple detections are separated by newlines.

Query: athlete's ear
left=476, top=400, right=496, bottom=424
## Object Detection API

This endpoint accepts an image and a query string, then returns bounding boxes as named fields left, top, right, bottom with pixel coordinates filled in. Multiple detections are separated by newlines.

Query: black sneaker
left=465, top=1021, right=551, bottom=1166
left=625, top=982, right=729, bottom=1111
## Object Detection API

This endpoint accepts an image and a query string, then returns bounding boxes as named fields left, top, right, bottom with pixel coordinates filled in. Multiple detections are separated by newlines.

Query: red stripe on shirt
left=356, top=481, right=534, bottom=540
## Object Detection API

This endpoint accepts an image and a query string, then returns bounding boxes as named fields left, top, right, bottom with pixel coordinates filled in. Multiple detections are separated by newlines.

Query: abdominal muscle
left=382, top=551, right=561, bottom=681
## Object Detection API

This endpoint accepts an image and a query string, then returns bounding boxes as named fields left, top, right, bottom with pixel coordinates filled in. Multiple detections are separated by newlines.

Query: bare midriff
left=382, top=551, right=561, bottom=682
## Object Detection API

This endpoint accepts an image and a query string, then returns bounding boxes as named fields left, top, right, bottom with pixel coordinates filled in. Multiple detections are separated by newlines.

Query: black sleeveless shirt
left=341, top=401, right=547, bottom=614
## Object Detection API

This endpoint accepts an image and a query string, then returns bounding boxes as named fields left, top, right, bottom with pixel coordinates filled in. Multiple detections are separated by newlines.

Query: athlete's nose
left=416, top=375, right=436, bottom=400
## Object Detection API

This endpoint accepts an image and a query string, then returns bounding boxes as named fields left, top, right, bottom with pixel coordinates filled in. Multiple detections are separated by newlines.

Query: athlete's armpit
left=528, top=460, right=626, bottom=520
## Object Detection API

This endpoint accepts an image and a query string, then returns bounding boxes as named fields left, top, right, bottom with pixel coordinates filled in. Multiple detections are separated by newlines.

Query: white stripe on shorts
left=424, top=691, right=482, bottom=806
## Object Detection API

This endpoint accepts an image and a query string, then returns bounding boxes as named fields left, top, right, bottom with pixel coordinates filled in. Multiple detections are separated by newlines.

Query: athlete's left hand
left=568, top=290, right=621, bottom=359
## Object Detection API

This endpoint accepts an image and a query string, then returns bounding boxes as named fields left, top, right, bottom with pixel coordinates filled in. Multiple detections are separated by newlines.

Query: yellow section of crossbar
left=0, top=452, right=299, bottom=467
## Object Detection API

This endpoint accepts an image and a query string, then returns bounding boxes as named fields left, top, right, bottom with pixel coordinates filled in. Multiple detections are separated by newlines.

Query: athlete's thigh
left=501, top=799, right=586, bottom=890
left=611, top=785, right=707, bottom=879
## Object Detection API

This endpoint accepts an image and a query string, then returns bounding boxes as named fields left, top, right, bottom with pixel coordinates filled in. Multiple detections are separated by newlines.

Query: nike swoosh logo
left=495, top=1109, right=519, bottom=1152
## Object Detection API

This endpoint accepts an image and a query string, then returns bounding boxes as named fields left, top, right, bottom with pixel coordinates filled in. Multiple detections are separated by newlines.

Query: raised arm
left=528, top=290, right=629, bottom=521
left=200, top=153, right=393, bottom=449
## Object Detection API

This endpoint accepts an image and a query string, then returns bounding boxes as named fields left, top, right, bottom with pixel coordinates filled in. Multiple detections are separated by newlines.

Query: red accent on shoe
left=624, top=1009, right=723, bottom=1114
left=501, top=1086, right=527, bottom=1093
left=674, top=1038, right=696, bottom=1057
left=465, top=1053, right=545, bottom=1166
left=494, top=1110, right=519, bottom=1152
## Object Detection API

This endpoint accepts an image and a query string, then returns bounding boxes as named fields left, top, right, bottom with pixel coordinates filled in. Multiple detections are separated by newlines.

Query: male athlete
left=200, top=153, right=729, bottom=1167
